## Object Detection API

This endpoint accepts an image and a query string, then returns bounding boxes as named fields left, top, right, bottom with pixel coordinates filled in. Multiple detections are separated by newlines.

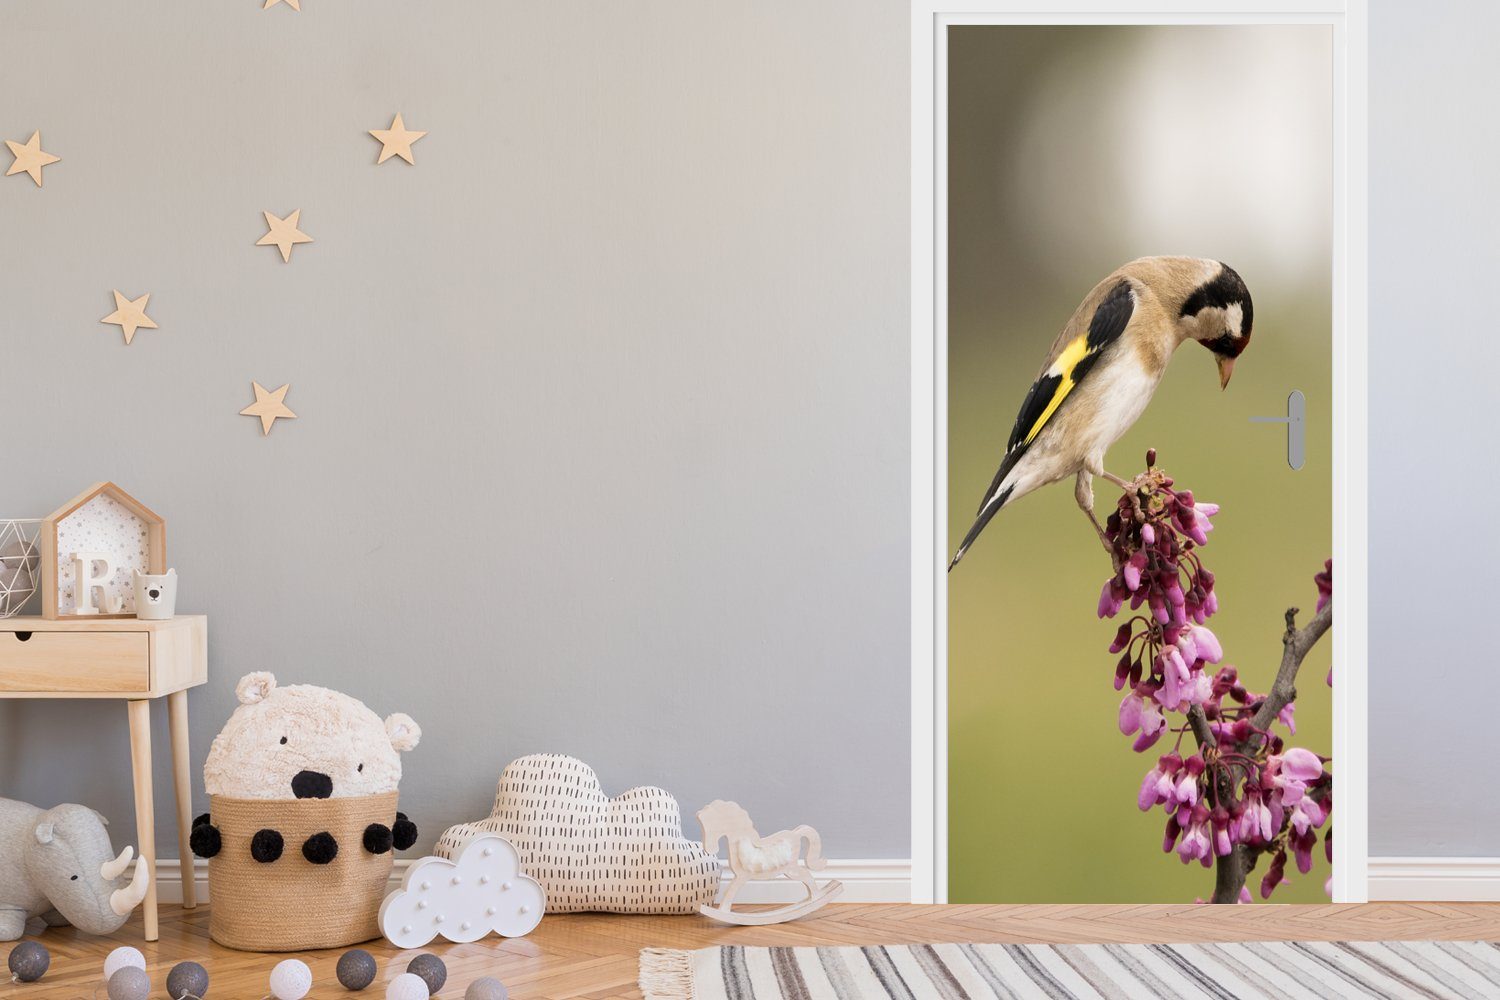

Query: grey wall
left=1367, top=0, right=1497, bottom=856
left=0, top=1, right=911, bottom=860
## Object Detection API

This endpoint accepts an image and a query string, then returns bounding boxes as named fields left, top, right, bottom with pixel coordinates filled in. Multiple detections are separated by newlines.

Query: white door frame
left=910, top=0, right=1368, bottom=905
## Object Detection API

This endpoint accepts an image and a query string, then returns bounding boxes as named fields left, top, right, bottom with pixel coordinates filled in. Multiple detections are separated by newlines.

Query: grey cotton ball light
left=7, top=941, right=49, bottom=983
left=108, top=966, right=153, bottom=1000
left=338, top=949, right=378, bottom=991
left=167, top=960, right=210, bottom=999
left=465, top=976, right=509, bottom=1000
left=407, top=953, right=447, bottom=994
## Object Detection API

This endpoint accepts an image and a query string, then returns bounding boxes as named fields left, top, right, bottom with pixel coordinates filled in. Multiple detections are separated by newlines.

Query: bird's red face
left=1180, top=264, right=1253, bottom=389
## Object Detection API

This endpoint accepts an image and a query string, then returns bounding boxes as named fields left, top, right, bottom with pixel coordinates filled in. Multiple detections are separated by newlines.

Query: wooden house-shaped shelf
left=40, top=482, right=166, bottom=620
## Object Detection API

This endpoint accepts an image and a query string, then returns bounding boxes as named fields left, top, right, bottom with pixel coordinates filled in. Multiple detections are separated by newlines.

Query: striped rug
left=639, top=941, right=1500, bottom=999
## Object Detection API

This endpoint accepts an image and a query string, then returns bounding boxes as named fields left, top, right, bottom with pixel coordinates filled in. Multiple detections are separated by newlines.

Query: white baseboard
left=152, top=857, right=914, bottom=906
left=1367, top=857, right=1500, bottom=901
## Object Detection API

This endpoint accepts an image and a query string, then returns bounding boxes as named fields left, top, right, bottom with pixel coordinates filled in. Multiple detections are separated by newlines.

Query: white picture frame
left=909, top=0, right=1368, bottom=904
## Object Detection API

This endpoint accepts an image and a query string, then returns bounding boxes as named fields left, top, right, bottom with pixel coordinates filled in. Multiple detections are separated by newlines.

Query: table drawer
left=0, top=630, right=151, bottom=692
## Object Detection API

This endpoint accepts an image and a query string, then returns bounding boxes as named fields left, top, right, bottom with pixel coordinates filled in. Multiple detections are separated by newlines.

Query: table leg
left=167, top=689, right=197, bottom=910
left=126, top=699, right=159, bottom=942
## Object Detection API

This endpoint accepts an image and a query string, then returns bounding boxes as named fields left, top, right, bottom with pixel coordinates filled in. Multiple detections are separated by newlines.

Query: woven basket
left=207, top=791, right=399, bottom=951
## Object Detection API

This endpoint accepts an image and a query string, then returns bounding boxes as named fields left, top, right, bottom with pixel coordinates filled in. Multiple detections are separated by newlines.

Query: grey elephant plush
left=0, top=798, right=150, bottom=941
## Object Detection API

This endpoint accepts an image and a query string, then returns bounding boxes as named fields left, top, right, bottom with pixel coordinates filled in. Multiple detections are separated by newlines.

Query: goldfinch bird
left=949, top=256, right=1253, bottom=570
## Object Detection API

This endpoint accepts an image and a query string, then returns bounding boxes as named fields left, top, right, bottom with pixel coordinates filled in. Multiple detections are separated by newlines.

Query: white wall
left=1367, top=0, right=1499, bottom=857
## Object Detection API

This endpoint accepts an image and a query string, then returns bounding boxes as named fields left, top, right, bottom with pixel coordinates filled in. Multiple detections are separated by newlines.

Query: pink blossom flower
left=1316, top=560, right=1335, bottom=686
left=1275, top=748, right=1324, bottom=783
left=1260, top=850, right=1289, bottom=900
left=1211, top=806, right=1234, bottom=857
left=1184, top=671, right=1214, bottom=707
left=1178, top=508, right=1210, bottom=546
left=1290, top=796, right=1327, bottom=838
left=1176, top=804, right=1213, bottom=866
left=1119, top=689, right=1167, bottom=752
left=1315, top=559, right=1332, bottom=614
left=1291, top=826, right=1320, bottom=874
left=1236, top=791, right=1274, bottom=844
left=1155, top=646, right=1192, bottom=709
left=1098, top=579, right=1124, bottom=618
left=1187, top=625, right=1222, bottom=663
left=1169, top=755, right=1204, bottom=812
left=1138, top=753, right=1182, bottom=811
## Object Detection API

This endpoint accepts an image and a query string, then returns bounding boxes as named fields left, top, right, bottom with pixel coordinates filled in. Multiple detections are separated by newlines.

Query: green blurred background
left=946, top=25, right=1334, bottom=903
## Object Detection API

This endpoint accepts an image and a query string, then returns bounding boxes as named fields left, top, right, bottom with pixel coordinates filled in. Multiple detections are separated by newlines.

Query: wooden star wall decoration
left=369, top=113, right=427, bottom=165
left=5, top=131, right=60, bottom=187
left=240, top=381, right=297, bottom=435
left=257, top=209, right=314, bottom=262
left=100, top=290, right=158, bottom=345
left=263, top=0, right=301, bottom=10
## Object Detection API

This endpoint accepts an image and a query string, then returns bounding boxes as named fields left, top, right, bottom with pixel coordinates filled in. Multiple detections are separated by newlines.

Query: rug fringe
left=639, top=947, right=696, bottom=1000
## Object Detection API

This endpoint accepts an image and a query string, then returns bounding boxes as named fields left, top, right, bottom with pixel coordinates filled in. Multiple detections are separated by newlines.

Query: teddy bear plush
left=190, top=672, right=421, bottom=864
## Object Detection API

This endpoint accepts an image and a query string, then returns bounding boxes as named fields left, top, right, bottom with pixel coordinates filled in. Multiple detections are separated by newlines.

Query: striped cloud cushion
left=436, top=754, right=720, bottom=914
left=641, top=941, right=1500, bottom=998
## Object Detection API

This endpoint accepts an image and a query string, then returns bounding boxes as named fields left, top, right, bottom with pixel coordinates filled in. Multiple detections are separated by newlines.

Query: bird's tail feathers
left=948, top=484, right=1014, bottom=571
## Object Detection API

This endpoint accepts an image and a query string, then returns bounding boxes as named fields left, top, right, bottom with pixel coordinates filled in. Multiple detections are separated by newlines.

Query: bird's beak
left=1217, top=356, right=1235, bottom=390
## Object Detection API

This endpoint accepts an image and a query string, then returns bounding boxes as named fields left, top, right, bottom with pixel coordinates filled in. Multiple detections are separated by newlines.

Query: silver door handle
left=1249, top=390, right=1305, bottom=470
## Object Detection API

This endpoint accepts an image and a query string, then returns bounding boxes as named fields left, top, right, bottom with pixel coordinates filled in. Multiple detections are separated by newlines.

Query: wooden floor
left=6, top=902, right=1500, bottom=998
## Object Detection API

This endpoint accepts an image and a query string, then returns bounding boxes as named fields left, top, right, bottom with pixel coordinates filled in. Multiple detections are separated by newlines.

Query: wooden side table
left=0, top=614, right=207, bottom=942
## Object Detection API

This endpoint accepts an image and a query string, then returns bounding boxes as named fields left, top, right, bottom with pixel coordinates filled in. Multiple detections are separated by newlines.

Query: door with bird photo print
left=946, top=25, right=1334, bottom=903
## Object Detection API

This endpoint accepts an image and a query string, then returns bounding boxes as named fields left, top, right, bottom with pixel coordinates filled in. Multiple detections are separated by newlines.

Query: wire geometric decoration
left=0, top=519, right=43, bottom=618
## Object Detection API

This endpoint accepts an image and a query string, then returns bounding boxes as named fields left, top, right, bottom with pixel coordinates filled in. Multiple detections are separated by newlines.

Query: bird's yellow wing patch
left=951, top=277, right=1133, bottom=569
left=1002, top=279, right=1136, bottom=461
left=1022, top=334, right=1090, bottom=445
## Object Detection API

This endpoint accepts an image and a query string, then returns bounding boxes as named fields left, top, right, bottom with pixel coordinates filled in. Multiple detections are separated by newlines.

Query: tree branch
left=1186, top=704, right=1216, bottom=750
left=1250, top=601, right=1333, bottom=734
left=1212, top=845, right=1254, bottom=903
left=1186, top=705, right=1250, bottom=902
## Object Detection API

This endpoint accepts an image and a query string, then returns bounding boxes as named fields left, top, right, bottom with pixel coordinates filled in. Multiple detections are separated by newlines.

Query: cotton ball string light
left=167, top=960, right=210, bottom=999
left=466, top=976, right=509, bottom=1000
left=407, top=953, right=447, bottom=994
left=104, top=946, right=146, bottom=981
left=268, top=959, right=312, bottom=1000
left=337, top=949, right=379, bottom=991
left=7, top=941, right=50, bottom=983
left=386, top=972, right=431, bottom=1000
left=107, top=966, right=153, bottom=1000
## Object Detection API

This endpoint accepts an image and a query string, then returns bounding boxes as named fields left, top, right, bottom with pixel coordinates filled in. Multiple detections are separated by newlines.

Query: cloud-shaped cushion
left=379, top=835, right=544, bottom=949
left=436, top=754, right=720, bottom=914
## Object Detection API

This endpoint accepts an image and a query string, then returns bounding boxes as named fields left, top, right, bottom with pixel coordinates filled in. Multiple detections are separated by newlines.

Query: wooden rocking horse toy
left=696, top=800, right=843, bottom=925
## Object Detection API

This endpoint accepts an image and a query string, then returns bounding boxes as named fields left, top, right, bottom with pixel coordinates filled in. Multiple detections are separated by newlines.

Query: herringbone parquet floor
left=5, top=902, right=1500, bottom=999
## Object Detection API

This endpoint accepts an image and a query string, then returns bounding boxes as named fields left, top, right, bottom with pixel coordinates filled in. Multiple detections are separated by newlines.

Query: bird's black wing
left=975, top=279, right=1136, bottom=517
